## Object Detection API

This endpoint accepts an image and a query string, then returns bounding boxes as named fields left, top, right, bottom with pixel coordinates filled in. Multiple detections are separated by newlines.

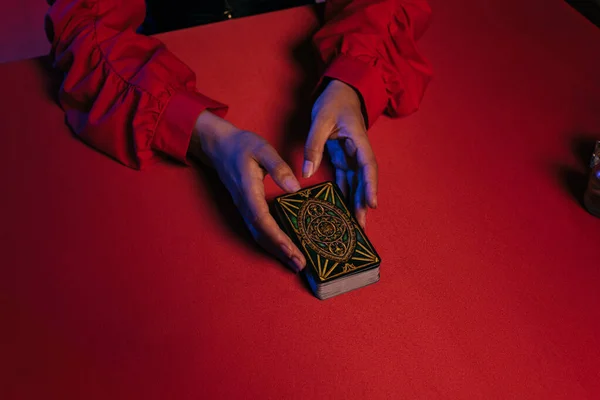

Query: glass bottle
left=584, top=141, right=600, bottom=217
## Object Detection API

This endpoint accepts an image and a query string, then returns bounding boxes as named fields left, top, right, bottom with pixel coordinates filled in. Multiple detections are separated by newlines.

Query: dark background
left=142, top=0, right=600, bottom=34
left=143, top=0, right=316, bottom=34
left=566, top=0, right=600, bottom=27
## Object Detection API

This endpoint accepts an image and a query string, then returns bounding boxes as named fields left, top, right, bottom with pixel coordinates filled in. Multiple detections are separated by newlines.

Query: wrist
left=328, top=80, right=363, bottom=108
left=313, top=79, right=366, bottom=131
left=188, top=111, right=238, bottom=165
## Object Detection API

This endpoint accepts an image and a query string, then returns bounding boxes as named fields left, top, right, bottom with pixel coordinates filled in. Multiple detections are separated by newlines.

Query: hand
left=304, top=80, right=378, bottom=228
left=189, top=111, right=306, bottom=272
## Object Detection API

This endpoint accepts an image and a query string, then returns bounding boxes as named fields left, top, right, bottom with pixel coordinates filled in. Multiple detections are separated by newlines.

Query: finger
left=361, top=160, right=378, bottom=209
left=354, top=135, right=378, bottom=209
left=241, top=163, right=306, bottom=271
left=254, top=213, right=306, bottom=272
left=343, top=138, right=358, bottom=158
left=304, top=116, right=334, bottom=178
left=326, top=139, right=350, bottom=170
left=354, top=169, right=368, bottom=230
left=247, top=218, right=306, bottom=273
left=254, top=142, right=300, bottom=193
left=346, top=169, right=357, bottom=209
left=336, top=168, right=348, bottom=199
left=224, top=173, right=295, bottom=267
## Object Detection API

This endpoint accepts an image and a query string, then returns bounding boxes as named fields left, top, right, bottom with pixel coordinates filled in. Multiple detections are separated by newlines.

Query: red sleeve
left=45, top=0, right=228, bottom=169
left=313, top=0, right=433, bottom=128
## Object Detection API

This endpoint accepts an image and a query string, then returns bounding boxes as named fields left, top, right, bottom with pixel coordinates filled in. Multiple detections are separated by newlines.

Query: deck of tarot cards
left=274, top=182, right=381, bottom=300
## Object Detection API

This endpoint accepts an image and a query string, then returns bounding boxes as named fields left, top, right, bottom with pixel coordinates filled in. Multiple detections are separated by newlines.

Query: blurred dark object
left=584, top=141, right=600, bottom=217
left=143, top=0, right=315, bottom=34
left=565, top=0, right=600, bottom=28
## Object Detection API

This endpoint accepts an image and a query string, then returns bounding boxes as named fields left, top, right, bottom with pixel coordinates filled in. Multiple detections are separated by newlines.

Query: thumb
left=303, top=117, right=332, bottom=178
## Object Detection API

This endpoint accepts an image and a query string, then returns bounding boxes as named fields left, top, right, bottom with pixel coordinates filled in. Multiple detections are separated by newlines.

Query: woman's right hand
left=188, top=111, right=306, bottom=272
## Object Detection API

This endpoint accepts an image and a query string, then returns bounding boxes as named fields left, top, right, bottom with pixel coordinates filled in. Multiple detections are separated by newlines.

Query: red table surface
left=2, top=0, right=600, bottom=398
left=0, top=0, right=49, bottom=63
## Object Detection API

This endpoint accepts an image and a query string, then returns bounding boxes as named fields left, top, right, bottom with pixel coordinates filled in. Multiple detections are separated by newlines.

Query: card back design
left=298, top=198, right=356, bottom=262
left=275, top=182, right=380, bottom=282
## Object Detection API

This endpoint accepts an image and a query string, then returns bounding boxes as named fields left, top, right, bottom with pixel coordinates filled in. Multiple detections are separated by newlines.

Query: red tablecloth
left=2, top=1, right=600, bottom=398
left=0, top=0, right=49, bottom=63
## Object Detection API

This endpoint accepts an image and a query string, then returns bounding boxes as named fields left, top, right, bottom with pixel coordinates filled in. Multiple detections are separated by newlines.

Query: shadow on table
left=555, top=134, right=597, bottom=206
left=191, top=165, right=317, bottom=295
left=190, top=165, right=254, bottom=249
left=191, top=164, right=308, bottom=280
left=36, top=55, right=62, bottom=103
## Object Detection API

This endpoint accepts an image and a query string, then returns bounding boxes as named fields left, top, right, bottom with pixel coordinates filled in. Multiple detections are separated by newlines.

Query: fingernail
left=284, top=177, right=301, bottom=192
left=292, top=256, right=304, bottom=271
left=359, top=216, right=366, bottom=230
left=280, top=244, right=291, bottom=258
left=302, top=160, right=314, bottom=178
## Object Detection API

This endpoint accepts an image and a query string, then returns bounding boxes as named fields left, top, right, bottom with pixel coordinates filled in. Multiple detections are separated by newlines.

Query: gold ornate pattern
left=299, top=189, right=311, bottom=198
left=276, top=182, right=380, bottom=282
left=342, top=263, right=357, bottom=273
left=297, top=198, right=356, bottom=263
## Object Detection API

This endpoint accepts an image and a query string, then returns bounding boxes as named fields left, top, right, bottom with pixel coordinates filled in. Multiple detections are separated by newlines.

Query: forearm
left=46, top=0, right=228, bottom=169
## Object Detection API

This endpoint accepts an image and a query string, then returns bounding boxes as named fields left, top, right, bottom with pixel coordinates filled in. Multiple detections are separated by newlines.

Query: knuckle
left=251, top=138, right=270, bottom=154
left=304, top=144, right=322, bottom=159
left=249, top=208, right=270, bottom=226
left=270, top=162, right=291, bottom=179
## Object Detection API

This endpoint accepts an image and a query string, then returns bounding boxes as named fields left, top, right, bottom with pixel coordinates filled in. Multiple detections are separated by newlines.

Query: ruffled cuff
left=153, top=91, right=228, bottom=165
